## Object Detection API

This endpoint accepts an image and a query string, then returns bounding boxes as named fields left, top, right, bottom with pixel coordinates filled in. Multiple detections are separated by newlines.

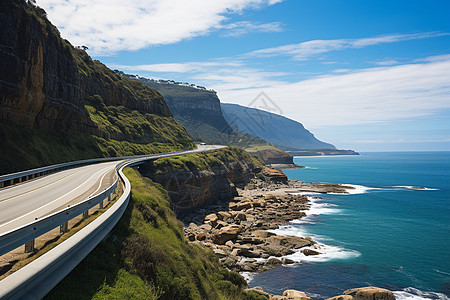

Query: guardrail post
left=25, top=239, right=35, bottom=253
left=60, top=222, right=68, bottom=233
left=82, top=211, right=89, bottom=219
left=0, top=181, right=3, bottom=188
left=99, top=200, right=104, bottom=209
left=10, top=179, right=14, bottom=186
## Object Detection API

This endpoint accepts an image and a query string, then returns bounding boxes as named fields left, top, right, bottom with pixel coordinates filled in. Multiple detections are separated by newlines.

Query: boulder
left=252, top=230, right=276, bottom=239
left=301, top=249, right=322, bottom=256
left=205, top=213, right=218, bottom=226
left=211, top=225, right=241, bottom=244
left=266, top=235, right=313, bottom=249
left=283, top=289, right=312, bottom=300
left=212, top=248, right=227, bottom=258
left=199, top=223, right=212, bottom=231
left=326, top=296, right=354, bottom=300
left=188, top=222, right=198, bottom=231
left=267, top=258, right=282, bottom=265
left=237, top=248, right=261, bottom=258
left=281, top=258, right=297, bottom=265
left=196, top=232, right=207, bottom=241
left=225, top=240, right=234, bottom=248
left=235, top=212, right=247, bottom=221
left=217, top=211, right=231, bottom=220
left=246, top=286, right=271, bottom=298
left=215, top=220, right=228, bottom=229
left=343, top=287, right=395, bottom=300
left=232, top=202, right=252, bottom=211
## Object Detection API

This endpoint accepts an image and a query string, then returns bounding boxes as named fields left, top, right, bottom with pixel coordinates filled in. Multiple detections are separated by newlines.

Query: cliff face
left=128, top=76, right=271, bottom=147
left=0, top=1, right=93, bottom=132
left=75, top=53, right=172, bottom=118
left=0, top=0, right=173, bottom=134
left=131, top=78, right=231, bottom=133
left=0, top=0, right=194, bottom=174
left=140, top=147, right=263, bottom=215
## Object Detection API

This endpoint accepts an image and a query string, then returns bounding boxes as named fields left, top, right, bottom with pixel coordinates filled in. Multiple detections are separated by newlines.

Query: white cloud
left=247, top=32, right=449, bottom=60
left=112, top=60, right=244, bottom=73
left=217, top=21, right=282, bottom=37
left=36, top=0, right=282, bottom=55
left=217, top=57, right=450, bottom=128
left=116, top=55, right=450, bottom=129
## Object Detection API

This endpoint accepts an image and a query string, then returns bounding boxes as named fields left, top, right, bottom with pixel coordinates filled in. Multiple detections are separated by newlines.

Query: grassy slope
left=147, top=147, right=264, bottom=174
left=0, top=118, right=192, bottom=175
left=46, top=168, right=266, bottom=300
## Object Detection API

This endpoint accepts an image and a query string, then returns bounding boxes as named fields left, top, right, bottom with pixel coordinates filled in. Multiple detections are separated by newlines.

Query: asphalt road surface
left=0, top=145, right=223, bottom=235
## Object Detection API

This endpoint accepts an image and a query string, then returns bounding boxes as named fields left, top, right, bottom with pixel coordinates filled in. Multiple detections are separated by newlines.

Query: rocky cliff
left=127, top=76, right=231, bottom=133
left=0, top=1, right=93, bottom=132
left=0, top=1, right=174, bottom=133
left=139, top=147, right=263, bottom=215
left=125, top=75, right=270, bottom=147
left=0, top=0, right=194, bottom=174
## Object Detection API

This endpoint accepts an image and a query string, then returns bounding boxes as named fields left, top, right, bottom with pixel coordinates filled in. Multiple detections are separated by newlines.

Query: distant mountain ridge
left=125, top=74, right=269, bottom=147
left=221, top=103, right=336, bottom=150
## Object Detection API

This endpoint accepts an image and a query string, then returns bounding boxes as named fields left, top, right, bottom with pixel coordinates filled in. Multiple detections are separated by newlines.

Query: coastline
left=182, top=178, right=354, bottom=274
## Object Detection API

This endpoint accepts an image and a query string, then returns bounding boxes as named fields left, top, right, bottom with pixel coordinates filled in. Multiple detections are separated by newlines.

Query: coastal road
left=0, top=145, right=223, bottom=236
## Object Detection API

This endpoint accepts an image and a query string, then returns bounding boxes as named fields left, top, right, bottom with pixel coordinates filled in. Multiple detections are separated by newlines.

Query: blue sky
left=38, top=0, right=450, bottom=151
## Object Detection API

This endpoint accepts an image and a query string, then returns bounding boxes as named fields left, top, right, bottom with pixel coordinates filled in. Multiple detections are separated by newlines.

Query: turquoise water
left=248, top=152, right=450, bottom=299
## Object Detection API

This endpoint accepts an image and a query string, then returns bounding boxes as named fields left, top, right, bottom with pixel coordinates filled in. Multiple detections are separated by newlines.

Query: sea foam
left=393, top=287, right=449, bottom=300
left=269, top=196, right=360, bottom=263
left=393, top=186, right=439, bottom=191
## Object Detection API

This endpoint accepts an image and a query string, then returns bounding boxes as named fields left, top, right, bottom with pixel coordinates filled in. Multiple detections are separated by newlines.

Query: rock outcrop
left=140, top=147, right=263, bottom=214
left=247, top=286, right=395, bottom=300
left=342, top=287, right=395, bottom=300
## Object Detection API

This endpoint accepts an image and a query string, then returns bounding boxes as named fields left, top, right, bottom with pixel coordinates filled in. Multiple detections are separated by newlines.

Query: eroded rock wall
left=0, top=1, right=93, bottom=132
left=140, top=148, right=263, bottom=215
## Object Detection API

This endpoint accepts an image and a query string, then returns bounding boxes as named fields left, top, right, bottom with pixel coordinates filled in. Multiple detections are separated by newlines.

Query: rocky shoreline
left=182, top=177, right=354, bottom=273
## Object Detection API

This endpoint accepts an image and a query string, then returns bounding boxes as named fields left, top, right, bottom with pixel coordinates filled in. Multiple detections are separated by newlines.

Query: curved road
left=0, top=145, right=223, bottom=236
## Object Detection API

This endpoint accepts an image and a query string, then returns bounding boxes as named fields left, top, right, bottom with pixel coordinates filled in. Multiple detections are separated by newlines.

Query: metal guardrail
left=0, top=150, right=189, bottom=188
left=0, top=180, right=118, bottom=257
left=0, top=160, right=137, bottom=300
left=0, top=149, right=197, bottom=257
left=0, top=146, right=222, bottom=299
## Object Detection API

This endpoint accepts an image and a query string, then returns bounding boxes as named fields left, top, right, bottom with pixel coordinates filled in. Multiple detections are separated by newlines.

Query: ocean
left=248, top=152, right=450, bottom=299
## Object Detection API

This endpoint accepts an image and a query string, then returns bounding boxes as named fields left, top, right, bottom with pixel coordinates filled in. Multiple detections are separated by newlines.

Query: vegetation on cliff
left=147, top=147, right=263, bottom=174
left=140, top=147, right=265, bottom=214
left=46, top=168, right=266, bottom=300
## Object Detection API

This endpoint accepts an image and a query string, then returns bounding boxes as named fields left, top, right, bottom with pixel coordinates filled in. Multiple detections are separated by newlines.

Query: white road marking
left=0, top=167, right=111, bottom=229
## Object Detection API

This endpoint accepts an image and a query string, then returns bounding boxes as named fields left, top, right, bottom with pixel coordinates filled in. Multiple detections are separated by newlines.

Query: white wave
left=393, top=287, right=449, bottom=300
left=289, top=192, right=323, bottom=195
left=240, top=272, right=255, bottom=282
left=284, top=243, right=361, bottom=263
left=434, top=269, right=450, bottom=276
left=394, top=186, right=439, bottom=191
left=308, top=202, right=341, bottom=215
left=331, top=184, right=382, bottom=195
